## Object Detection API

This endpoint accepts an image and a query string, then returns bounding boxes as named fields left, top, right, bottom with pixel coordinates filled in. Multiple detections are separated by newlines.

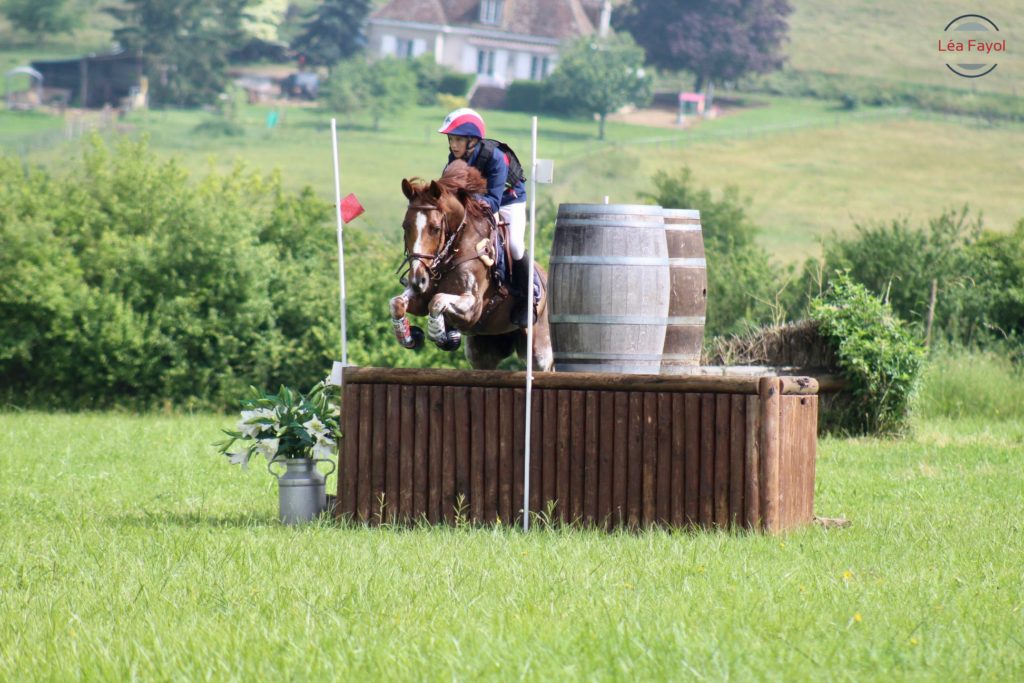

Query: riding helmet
left=438, top=108, right=486, bottom=139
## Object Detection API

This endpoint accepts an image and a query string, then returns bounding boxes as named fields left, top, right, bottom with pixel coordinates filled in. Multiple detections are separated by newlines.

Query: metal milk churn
left=268, top=457, right=335, bottom=524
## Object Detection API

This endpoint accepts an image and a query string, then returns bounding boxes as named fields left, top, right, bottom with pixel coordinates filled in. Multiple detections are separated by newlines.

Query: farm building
left=367, top=0, right=610, bottom=89
left=30, top=50, right=145, bottom=109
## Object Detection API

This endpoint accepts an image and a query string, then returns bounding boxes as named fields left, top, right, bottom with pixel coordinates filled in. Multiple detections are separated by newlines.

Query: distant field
left=786, top=0, right=1023, bottom=96
left=7, top=96, right=1020, bottom=262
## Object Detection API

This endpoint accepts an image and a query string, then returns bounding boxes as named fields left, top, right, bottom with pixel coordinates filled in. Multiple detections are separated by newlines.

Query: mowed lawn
left=2, top=354, right=1023, bottom=680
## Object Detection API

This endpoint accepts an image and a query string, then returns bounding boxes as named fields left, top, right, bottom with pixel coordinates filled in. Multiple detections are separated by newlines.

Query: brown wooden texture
left=698, top=394, right=715, bottom=527
left=556, top=390, right=571, bottom=522
left=759, top=377, right=782, bottom=533
left=512, top=388, right=526, bottom=524
left=529, top=388, right=543, bottom=515
left=683, top=393, right=700, bottom=525
left=399, top=386, right=415, bottom=520
left=714, top=394, right=731, bottom=528
left=442, top=387, right=457, bottom=523
left=584, top=391, right=599, bottom=524
left=372, top=385, right=387, bottom=521
left=336, top=371, right=817, bottom=534
left=385, top=386, right=400, bottom=523
left=729, top=395, right=746, bottom=527
left=484, top=387, right=499, bottom=523
left=428, top=387, right=443, bottom=523
left=744, top=395, right=760, bottom=529
left=626, top=392, right=644, bottom=528
left=612, top=392, right=628, bottom=526
left=670, top=393, right=685, bottom=526
left=642, top=392, right=659, bottom=526
left=454, top=386, right=470, bottom=516
left=656, top=393, right=672, bottom=525
left=598, top=391, right=615, bottom=526
left=339, top=384, right=360, bottom=517
left=570, top=391, right=586, bottom=524
left=357, top=384, right=374, bottom=521
left=779, top=395, right=818, bottom=529
left=345, top=367, right=771, bottom=394
left=499, top=387, right=514, bottom=524
left=542, top=388, right=557, bottom=512
left=413, top=386, right=430, bottom=522
left=469, top=386, right=485, bottom=522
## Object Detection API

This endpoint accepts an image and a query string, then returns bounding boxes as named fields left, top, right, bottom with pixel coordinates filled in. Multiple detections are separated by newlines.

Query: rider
left=438, top=108, right=537, bottom=327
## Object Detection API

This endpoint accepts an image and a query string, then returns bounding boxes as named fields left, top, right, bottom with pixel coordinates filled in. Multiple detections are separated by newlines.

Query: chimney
left=599, top=0, right=612, bottom=37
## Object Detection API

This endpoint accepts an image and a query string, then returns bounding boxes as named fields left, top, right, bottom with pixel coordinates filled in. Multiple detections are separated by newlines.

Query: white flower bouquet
left=217, top=380, right=340, bottom=468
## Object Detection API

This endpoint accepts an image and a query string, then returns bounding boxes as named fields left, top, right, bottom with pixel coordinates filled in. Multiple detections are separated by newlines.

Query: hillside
left=786, top=0, right=1022, bottom=96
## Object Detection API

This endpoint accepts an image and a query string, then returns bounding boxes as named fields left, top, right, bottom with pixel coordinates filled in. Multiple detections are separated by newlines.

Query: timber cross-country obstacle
left=335, top=368, right=817, bottom=533
left=329, top=118, right=820, bottom=534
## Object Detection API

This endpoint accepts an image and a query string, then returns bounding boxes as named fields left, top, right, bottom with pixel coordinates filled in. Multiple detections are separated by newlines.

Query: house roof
left=371, top=0, right=603, bottom=41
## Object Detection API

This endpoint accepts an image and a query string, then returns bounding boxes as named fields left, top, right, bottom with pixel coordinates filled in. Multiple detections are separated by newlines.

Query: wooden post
left=758, top=377, right=782, bottom=533
left=925, top=278, right=938, bottom=348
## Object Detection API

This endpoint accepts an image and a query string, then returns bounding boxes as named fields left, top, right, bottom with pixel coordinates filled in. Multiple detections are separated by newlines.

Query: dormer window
left=479, top=0, right=503, bottom=25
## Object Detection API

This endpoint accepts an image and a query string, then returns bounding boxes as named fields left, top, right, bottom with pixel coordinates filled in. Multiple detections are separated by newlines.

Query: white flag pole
left=523, top=115, right=539, bottom=533
left=331, top=118, right=348, bottom=368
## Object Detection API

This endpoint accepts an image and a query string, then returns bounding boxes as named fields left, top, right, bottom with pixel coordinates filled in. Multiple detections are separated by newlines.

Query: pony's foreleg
left=427, top=293, right=480, bottom=351
left=389, top=291, right=424, bottom=350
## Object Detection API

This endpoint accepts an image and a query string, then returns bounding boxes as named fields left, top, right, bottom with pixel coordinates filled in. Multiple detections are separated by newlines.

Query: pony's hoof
left=436, top=329, right=462, bottom=352
left=405, top=326, right=425, bottom=350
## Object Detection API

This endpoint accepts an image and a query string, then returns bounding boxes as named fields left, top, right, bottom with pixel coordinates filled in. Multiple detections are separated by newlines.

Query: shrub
left=505, top=80, right=547, bottom=113
left=437, top=73, right=474, bottom=97
left=0, top=136, right=338, bottom=410
left=809, top=273, right=926, bottom=435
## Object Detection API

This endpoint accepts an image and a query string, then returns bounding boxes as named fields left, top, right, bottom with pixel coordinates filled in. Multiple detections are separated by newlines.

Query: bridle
left=396, top=201, right=467, bottom=287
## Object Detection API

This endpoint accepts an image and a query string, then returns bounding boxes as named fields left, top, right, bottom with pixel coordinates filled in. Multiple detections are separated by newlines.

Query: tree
left=2, top=0, right=78, bottom=39
left=290, top=0, right=371, bottom=68
left=325, top=57, right=416, bottom=131
left=109, top=0, right=250, bottom=107
left=544, top=34, right=651, bottom=140
left=615, top=0, right=792, bottom=96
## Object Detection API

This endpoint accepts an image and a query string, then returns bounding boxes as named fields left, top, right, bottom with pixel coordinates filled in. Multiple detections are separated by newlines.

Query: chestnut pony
left=389, top=161, right=553, bottom=371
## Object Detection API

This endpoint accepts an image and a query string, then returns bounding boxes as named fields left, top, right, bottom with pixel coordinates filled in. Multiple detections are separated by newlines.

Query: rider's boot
left=510, top=251, right=540, bottom=328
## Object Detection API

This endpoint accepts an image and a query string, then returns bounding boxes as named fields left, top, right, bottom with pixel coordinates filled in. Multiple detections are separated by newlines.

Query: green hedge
left=0, top=135, right=469, bottom=411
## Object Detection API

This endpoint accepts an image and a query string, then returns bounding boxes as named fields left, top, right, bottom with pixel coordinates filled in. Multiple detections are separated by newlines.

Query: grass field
left=786, top=0, right=1023, bottom=97
left=5, top=98, right=1023, bottom=262
left=1, top=353, right=1022, bottom=680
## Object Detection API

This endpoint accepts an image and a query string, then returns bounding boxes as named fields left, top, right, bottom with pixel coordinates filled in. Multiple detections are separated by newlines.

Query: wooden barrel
left=549, top=204, right=669, bottom=374
left=661, top=208, right=707, bottom=373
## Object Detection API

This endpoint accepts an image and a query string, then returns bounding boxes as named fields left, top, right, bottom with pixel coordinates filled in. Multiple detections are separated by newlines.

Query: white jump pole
left=523, top=116, right=539, bottom=533
left=330, top=118, right=348, bottom=368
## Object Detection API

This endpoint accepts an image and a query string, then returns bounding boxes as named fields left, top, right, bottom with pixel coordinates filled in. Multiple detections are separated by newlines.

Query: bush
left=0, top=136, right=339, bottom=410
left=809, top=273, right=926, bottom=435
left=437, top=73, right=474, bottom=97
left=505, top=80, right=547, bottom=113
left=799, top=206, right=1024, bottom=353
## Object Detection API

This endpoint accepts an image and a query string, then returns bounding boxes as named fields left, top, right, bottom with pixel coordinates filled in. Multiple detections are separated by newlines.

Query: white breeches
left=497, top=202, right=527, bottom=260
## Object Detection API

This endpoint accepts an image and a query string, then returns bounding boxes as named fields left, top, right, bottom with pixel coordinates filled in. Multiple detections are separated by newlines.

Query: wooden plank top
left=343, top=367, right=819, bottom=395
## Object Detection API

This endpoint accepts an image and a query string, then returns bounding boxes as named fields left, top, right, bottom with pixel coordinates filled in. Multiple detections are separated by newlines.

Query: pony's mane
left=437, top=160, right=487, bottom=195
left=405, top=160, right=491, bottom=220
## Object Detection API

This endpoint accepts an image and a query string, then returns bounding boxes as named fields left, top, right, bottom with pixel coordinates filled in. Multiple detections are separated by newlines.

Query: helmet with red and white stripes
left=438, top=108, right=486, bottom=138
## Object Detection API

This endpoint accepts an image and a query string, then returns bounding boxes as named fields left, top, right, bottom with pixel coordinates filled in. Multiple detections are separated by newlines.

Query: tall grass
left=914, top=349, right=1024, bottom=421
left=1, top=397, right=1022, bottom=680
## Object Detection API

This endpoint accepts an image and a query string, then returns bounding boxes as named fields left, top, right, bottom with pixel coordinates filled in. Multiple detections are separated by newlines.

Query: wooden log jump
left=336, top=367, right=818, bottom=533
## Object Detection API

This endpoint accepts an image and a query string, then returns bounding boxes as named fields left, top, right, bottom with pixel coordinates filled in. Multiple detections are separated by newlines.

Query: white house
left=367, top=0, right=610, bottom=89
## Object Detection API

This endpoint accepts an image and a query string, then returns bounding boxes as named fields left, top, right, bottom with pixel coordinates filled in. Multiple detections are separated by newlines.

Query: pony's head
left=400, top=161, right=488, bottom=293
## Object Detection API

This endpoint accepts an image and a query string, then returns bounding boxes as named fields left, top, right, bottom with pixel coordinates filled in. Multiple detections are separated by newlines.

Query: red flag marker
left=339, top=193, right=365, bottom=223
